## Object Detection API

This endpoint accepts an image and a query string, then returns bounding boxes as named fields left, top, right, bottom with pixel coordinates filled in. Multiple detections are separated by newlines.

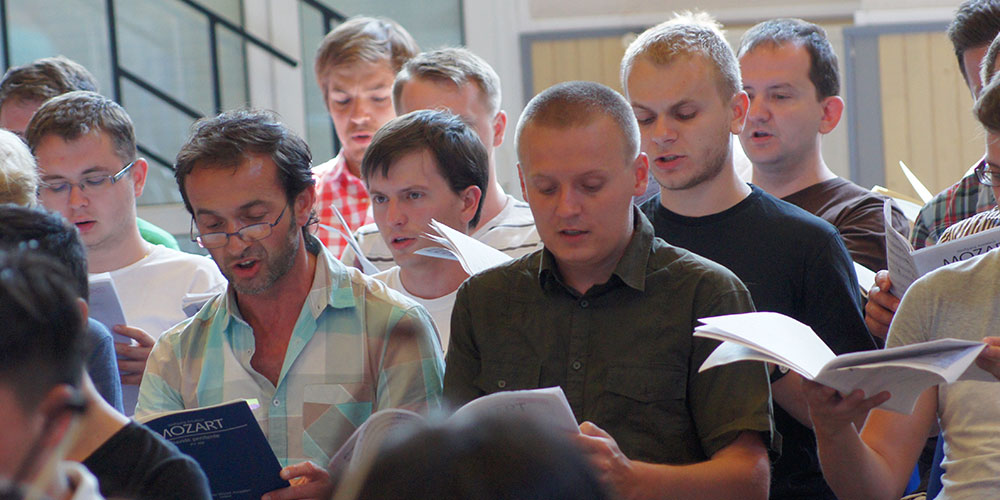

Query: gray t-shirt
left=887, top=249, right=1000, bottom=498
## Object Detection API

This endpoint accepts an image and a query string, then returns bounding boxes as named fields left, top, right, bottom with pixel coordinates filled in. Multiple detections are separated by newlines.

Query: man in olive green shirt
left=442, top=81, right=775, bottom=500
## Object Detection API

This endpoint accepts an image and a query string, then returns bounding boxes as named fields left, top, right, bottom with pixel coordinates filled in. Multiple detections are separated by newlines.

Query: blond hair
left=0, top=129, right=39, bottom=206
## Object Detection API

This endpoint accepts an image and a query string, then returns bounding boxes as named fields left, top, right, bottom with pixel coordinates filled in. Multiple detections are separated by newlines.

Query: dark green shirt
left=443, top=209, right=774, bottom=464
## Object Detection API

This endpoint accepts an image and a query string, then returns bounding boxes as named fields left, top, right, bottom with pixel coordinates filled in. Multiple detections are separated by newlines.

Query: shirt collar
left=537, top=205, right=653, bottom=294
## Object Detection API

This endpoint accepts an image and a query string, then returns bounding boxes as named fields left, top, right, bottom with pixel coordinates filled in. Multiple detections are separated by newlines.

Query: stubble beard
left=230, top=221, right=301, bottom=296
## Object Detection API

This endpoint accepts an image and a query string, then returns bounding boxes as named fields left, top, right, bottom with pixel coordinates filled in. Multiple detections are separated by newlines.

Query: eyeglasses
left=190, top=206, right=287, bottom=249
left=38, top=160, right=137, bottom=197
left=975, top=160, right=1000, bottom=186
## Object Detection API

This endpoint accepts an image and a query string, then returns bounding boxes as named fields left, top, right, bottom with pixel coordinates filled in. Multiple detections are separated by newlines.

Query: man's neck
left=398, top=258, right=468, bottom=299
left=471, top=161, right=508, bottom=232
left=343, top=153, right=362, bottom=178
left=557, top=225, right=634, bottom=296
left=751, top=153, right=837, bottom=199
left=658, top=165, right=752, bottom=217
left=87, top=228, right=150, bottom=274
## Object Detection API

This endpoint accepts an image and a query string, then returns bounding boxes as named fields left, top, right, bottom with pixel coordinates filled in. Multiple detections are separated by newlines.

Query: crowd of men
left=4, top=2, right=1000, bottom=499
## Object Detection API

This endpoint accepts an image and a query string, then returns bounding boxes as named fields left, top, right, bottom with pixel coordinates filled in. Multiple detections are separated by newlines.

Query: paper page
left=420, top=219, right=512, bottom=275
left=327, top=408, right=422, bottom=474
left=814, top=364, right=944, bottom=414
left=452, top=386, right=579, bottom=434
left=87, top=273, right=130, bottom=343
left=698, top=342, right=782, bottom=372
left=694, top=312, right=836, bottom=379
left=413, top=246, right=459, bottom=261
left=883, top=200, right=920, bottom=297
left=853, top=262, right=877, bottom=295
left=898, top=160, right=934, bottom=203
left=823, top=338, right=984, bottom=374
left=910, top=225, right=1000, bottom=277
left=323, top=202, right=378, bottom=275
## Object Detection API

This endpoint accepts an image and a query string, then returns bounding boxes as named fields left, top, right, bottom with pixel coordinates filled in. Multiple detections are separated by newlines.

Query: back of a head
left=738, top=18, right=840, bottom=99
left=315, top=16, right=419, bottom=81
left=353, top=415, right=610, bottom=500
left=975, top=34, right=1000, bottom=130
left=621, top=11, right=741, bottom=101
left=174, top=108, right=314, bottom=217
left=0, top=250, right=86, bottom=411
left=361, top=108, right=489, bottom=227
left=0, top=56, right=98, bottom=110
left=0, top=204, right=89, bottom=300
left=393, top=47, right=502, bottom=115
left=949, top=0, right=1000, bottom=81
left=0, top=129, right=39, bottom=206
left=24, top=90, right=136, bottom=164
left=516, top=80, right=639, bottom=163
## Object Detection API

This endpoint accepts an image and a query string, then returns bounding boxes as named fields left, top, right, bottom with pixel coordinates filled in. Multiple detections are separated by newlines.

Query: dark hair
left=0, top=250, right=85, bottom=410
left=949, top=0, right=1000, bottom=84
left=516, top=81, right=639, bottom=162
left=361, top=109, right=489, bottom=228
left=738, top=18, right=840, bottom=99
left=174, top=108, right=316, bottom=222
left=0, top=55, right=98, bottom=110
left=314, top=16, right=418, bottom=87
left=25, top=90, right=136, bottom=165
left=352, top=414, right=611, bottom=500
left=0, top=204, right=88, bottom=300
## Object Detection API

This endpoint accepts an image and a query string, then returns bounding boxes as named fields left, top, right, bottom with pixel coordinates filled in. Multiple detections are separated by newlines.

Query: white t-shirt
left=372, top=266, right=457, bottom=351
left=99, top=244, right=226, bottom=338
left=886, top=248, right=1000, bottom=499
left=342, top=194, right=541, bottom=273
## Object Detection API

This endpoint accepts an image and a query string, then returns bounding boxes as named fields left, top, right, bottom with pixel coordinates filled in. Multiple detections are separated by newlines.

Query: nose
left=223, top=227, right=253, bottom=254
left=349, top=99, right=371, bottom=126
left=67, top=183, right=88, bottom=209
left=386, top=199, right=407, bottom=227
left=746, top=95, right=770, bottom=123
left=650, top=117, right=677, bottom=147
left=554, top=187, right=582, bottom=219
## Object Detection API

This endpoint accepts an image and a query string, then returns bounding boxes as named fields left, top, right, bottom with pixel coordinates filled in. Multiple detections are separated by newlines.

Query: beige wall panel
left=576, top=38, right=605, bottom=84
left=530, top=41, right=556, bottom=96
left=551, top=39, right=582, bottom=89
left=601, top=36, right=626, bottom=93
left=903, top=33, right=937, bottom=191
left=928, top=32, right=977, bottom=191
left=878, top=34, right=912, bottom=198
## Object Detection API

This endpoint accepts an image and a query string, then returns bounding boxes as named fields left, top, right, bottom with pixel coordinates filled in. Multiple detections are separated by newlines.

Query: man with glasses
left=137, top=109, right=444, bottom=500
left=27, top=91, right=226, bottom=414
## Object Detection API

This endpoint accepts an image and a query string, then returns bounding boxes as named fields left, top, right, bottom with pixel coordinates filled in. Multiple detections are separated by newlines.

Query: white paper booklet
left=327, top=386, right=578, bottom=475
left=694, top=312, right=993, bottom=414
left=88, top=273, right=130, bottom=343
left=321, top=202, right=379, bottom=275
left=414, top=219, right=512, bottom=275
left=884, top=200, right=1000, bottom=296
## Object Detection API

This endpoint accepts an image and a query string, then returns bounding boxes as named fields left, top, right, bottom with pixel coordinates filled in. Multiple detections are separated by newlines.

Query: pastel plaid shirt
left=135, top=241, right=445, bottom=466
left=313, top=153, right=372, bottom=257
left=910, top=160, right=996, bottom=249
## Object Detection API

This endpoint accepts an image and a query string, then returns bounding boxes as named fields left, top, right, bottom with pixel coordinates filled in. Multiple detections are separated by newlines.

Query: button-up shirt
left=911, top=162, right=996, bottom=249
left=443, top=208, right=774, bottom=465
left=313, top=153, right=372, bottom=257
left=136, top=241, right=445, bottom=466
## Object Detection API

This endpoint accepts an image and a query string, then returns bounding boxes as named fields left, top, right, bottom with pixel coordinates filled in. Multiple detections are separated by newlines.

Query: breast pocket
left=473, top=359, right=541, bottom=394
left=600, top=363, right=688, bottom=434
left=302, top=383, right=372, bottom=463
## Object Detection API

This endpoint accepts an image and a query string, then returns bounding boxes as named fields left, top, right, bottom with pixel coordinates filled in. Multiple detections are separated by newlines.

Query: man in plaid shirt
left=137, top=110, right=444, bottom=500
left=311, top=17, right=419, bottom=257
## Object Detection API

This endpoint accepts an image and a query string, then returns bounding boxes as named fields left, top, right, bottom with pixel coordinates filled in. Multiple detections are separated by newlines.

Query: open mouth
left=74, top=220, right=96, bottom=231
left=751, top=131, right=773, bottom=139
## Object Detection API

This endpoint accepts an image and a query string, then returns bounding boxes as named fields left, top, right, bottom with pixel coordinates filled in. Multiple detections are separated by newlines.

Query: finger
left=114, top=325, right=156, bottom=346
left=115, top=344, right=152, bottom=360
left=117, top=360, right=147, bottom=374
left=578, top=421, right=612, bottom=439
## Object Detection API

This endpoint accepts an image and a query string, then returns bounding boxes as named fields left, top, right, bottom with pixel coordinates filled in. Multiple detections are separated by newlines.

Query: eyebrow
left=194, top=200, right=270, bottom=217
left=40, top=166, right=113, bottom=180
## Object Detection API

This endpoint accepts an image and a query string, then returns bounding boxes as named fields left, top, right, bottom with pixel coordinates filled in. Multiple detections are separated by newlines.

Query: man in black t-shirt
left=621, top=12, right=876, bottom=500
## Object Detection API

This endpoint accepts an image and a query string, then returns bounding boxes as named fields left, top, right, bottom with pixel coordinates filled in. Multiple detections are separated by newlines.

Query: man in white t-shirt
left=342, top=47, right=540, bottom=271
left=363, top=109, right=489, bottom=349
left=27, top=91, right=225, bottom=413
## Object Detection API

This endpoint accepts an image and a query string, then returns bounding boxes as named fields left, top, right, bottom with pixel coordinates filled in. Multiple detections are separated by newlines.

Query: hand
left=262, top=462, right=333, bottom=500
left=114, top=325, right=155, bottom=385
left=802, top=379, right=890, bottom=440
left=975, top=337, right=1000, bottom=380
left=864, top=270, right=899, bottom=339
left=574, top=421, right=635, bottom=499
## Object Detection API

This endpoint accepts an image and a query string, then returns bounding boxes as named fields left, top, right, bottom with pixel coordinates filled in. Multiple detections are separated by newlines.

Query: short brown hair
left=738, top=18, right=840, bottom=99
left=25, top=91, right=136, bottom=165
left=621, top=12, right=741, bottom=101
left=314, top=16, right=418, bottom=90
left=0, top=129, right=39, bottom=206
left=393, top=47, right=502, bottom=115
left=0, top=56, right=98, bottom=110
left=948, top=0, right=1000, bottom=84
left=516, top=81, right=639, bottom=163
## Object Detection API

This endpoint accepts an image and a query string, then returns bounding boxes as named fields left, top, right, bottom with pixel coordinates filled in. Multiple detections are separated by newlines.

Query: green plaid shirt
left=911, top=163, right=996, bottom=249
left=136, top=242, right=445, bottom=466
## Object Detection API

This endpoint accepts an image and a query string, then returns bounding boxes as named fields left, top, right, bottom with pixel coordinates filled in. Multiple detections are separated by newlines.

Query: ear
left=818, top=96, right=844, bottom=135
left=491, top=110, right=508, bottom=148
left=632, top=153, right=650, bottom=197
left=293, top=185, right=317, bottom=227
left=458, top=185, right=483, bottom=229
left=130, top=158, right=149, bottom=198
left=517, top=163, right=528, bottom=201
left=729, top=91, right=750, bottom=135
left=76, top=298, right=89, bottom=329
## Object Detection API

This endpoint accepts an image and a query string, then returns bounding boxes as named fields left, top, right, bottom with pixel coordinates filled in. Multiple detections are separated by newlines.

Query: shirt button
left=579, top=300, right=589, bottom=308
left=272, top=398, right=280, bottom=407
left=497, top=380, right=507, bottom=389
left=572, top=360, right=582, bottom=370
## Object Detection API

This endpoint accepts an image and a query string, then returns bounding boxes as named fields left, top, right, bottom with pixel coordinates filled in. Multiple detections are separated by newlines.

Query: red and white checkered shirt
left=312, top=153, right=372, bottom=257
